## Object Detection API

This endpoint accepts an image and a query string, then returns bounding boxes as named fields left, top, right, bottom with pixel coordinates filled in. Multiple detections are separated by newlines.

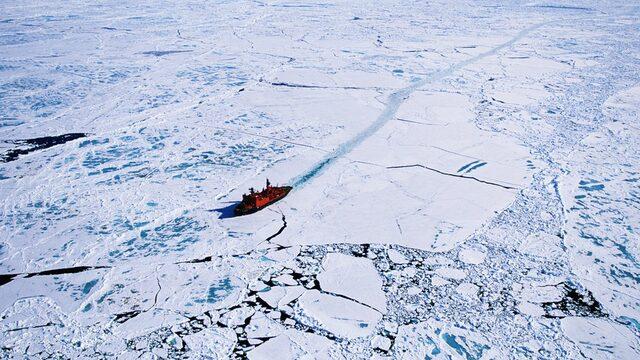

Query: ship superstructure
left=234, top=179, right=292, bottom=216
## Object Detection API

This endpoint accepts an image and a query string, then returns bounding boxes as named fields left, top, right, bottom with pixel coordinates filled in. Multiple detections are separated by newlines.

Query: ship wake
left=289, top=21, right=551, bottom=188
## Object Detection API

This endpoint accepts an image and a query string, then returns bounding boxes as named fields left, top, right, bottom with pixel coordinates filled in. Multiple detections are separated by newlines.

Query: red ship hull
left=234, top=185, right=292, bottom=216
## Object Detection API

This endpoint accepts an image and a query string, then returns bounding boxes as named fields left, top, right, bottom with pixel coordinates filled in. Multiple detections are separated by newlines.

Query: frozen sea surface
left=0, top=0, right=639, bottom=359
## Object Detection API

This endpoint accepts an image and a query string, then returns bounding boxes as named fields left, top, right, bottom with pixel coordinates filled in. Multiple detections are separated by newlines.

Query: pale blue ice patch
left=465, top=162, right=487, bottom=173
left=617, top=316, right=640, bottom=334
left=423, top=336, right=442, bottom=360
left=458, top=160, right=480, bottom=173
left=259, top=255, right=276, bottom=262
left=82, top=279, right=99, bottom=294
left=443, top=333, right=473, bottom=359
left=194, top=278, right=235, bottom=304
left=458, top=160, right=487, bottom=173
left=578, top=179, right=605, bottom=191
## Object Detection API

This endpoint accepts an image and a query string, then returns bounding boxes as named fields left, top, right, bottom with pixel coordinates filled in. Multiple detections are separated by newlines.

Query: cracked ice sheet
left=354, top=90, right=536, bottom=186
left=270, top=74, right=537, bottom=252
left=556, top=86, right=640, bottom=334
left=275, top=121, right=528, bottom=252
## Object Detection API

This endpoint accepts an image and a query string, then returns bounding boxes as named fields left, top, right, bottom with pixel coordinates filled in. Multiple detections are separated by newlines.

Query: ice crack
left=0, top=265, right=111, bottom=287
left=387, top=164, right=518, bottom=190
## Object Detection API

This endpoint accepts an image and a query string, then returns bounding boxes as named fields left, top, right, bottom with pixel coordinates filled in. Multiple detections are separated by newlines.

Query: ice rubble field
left=0, top=0, right=639, bottom=358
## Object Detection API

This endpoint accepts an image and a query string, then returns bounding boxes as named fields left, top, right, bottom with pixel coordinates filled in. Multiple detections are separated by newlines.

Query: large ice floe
left=1, top=0, right=639, bottom=359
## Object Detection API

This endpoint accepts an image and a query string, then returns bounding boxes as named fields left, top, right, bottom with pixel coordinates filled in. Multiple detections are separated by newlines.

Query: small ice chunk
left=166, top=334, right=184, bottom=350
left=402, top=267, right=416, bottom=277
left=207, top=310, right=220, bottom=323
left=517, top=302, right=545, bottom=317
left=152, top=346, right=168, bottom=358
left=371, top=335, right=392, bottom=351
left=298, top=290, right=382, bottom=339
left=183, top=328, right=234, bottom=356
left=258, top=287, right=286, bottom=309
left=384, top=321, right=399, bottom=334
left=423, top=256, right=453, bottom=266
left=249, top=281, right=269, bottom=292
left=220, top=307, right=255, bottom=327
left=273, top=274, right=297, bottom=286
left=266, top=246, right=301, bottom=262
left=458, top=248, right=486, bottom=265
left=246, top=313, right=285, bottom=339
left=519, top=232, right=563, bottom=258
left=317, top=252, right=386, bottom=312
left=267, top=311, right=281, bottom=320
left=278, top=286, right=305, bottom=307
left=431, top=276, right=450, bottom=286
left=388, top=249, right=408, bottom=264
left=407, top=286, right=421, bottom=295
left=456, top=282, right=478, bottom=298
left=434, top=267, right=466, bottom=280
left=520, top=282, right=564, bottom=303
left=195, top=314, right=211, bottom=327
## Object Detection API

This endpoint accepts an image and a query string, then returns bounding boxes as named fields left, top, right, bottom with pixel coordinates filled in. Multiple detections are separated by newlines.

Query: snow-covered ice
left=1, top=0, right=639, bottom=358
